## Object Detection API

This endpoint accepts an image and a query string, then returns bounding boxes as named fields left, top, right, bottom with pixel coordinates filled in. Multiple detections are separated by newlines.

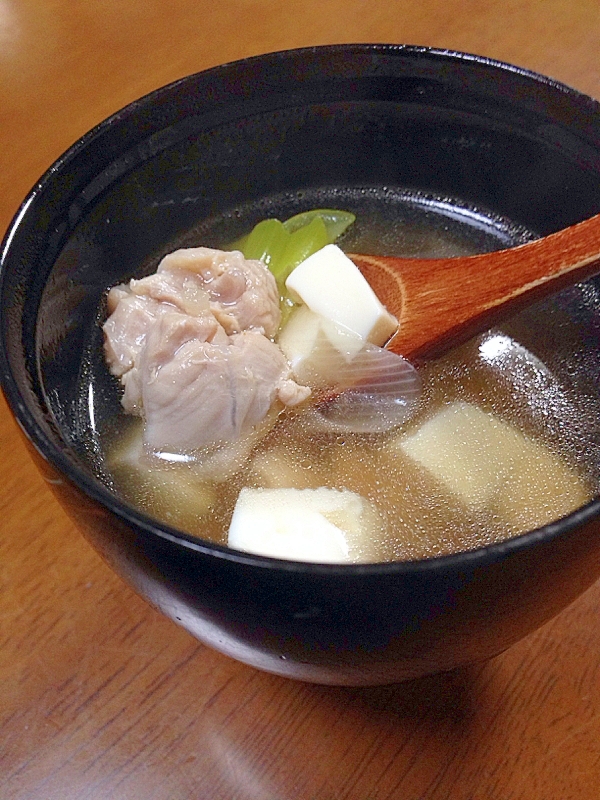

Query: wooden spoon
left=350, top=212, right=600, bottom=361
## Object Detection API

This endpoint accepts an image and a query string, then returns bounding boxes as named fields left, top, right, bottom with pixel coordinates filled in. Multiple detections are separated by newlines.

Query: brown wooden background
left=1, top=1, right=600, bottom=797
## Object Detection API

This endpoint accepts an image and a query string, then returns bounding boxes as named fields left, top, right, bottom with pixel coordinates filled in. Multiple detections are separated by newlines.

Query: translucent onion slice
left=305, top=341, right=421, bottom=434
left=279, top=306, right=420, bottom=434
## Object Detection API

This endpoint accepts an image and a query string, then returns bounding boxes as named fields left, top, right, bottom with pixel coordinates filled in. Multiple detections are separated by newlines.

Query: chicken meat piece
left=140, top=320, right=308, bottom=451
left=104, top=291, right=168, bottom=378
left=104, top=287, right=227, bottom=413
left=103, top=246, right=310, bottom=452
left=128, top=268, right=212, bottom=317
left=157, top=247, right=281, bottom=336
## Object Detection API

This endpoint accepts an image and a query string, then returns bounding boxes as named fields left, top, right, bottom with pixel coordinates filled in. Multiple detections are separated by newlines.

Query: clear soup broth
left=97, top=188, right=600, bottom=562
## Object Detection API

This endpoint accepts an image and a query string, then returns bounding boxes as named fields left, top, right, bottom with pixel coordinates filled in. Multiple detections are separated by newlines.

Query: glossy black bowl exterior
left=2, top=45, right=600, bottom=685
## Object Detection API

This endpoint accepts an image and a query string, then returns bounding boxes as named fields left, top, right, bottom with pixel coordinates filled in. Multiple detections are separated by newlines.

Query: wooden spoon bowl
left=351, top=212, right=600, bottom=361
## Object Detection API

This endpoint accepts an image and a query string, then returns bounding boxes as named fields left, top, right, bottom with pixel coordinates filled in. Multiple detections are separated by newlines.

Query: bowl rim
left=2, top=42, right=600, bottom=576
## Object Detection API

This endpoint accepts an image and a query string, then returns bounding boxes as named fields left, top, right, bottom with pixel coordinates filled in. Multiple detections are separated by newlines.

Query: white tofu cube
left=277, top=304, right=323, bottom=375
left=228, top=486, right=383, bottom=563
left=249, top=445, right=322, bottom=490
left=285, top=244, right=398, bottom=347
left=398, top=401, right=588, bottom=527
left=278, top=304, right=366, bottom=385
left=398, top=402, right=526, bottom=506
left=489, top=439, right=588, bottom=530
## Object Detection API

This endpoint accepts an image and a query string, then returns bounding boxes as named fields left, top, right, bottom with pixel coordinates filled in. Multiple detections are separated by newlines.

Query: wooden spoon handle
left=351, top=212, right=600, bottom=360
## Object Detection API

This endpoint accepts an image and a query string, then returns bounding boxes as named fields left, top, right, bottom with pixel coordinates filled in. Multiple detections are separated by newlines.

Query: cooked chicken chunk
left=157, top=247, right=282, bottom=336
left=104, top=291, right=164, bottom=378
left=140, top=322, right=304, bottom=451
left=103, top=247, right=310, bottom=452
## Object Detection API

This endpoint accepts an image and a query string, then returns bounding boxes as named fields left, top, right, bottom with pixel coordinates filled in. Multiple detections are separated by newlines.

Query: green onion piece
left=282, top=208, right=355, bottom=242
left=224, top=209, right=355, bottom=306
left=273, top=215, right=329, bottom=286
left=242, top=218, right=290, bottom=267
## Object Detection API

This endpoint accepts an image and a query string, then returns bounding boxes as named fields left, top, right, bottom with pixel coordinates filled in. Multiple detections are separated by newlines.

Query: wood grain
left=1, top=2, right=600, bottom=798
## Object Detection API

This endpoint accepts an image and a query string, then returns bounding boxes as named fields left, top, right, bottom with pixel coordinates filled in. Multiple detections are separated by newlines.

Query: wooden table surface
left=2, top=2, right=600, bottom=798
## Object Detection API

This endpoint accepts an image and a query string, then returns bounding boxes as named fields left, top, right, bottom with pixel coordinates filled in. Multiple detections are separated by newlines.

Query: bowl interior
left=4, top=45, right=600, bottom=556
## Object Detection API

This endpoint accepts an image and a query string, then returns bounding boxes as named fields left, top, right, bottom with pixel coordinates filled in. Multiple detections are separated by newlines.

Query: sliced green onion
left=224, top=209, right=355, bottom=305
left=242, top=218, right=290, bottom=267
left=274, top=216, right=329, bottom=286
left=282, top=209, right=355, bottom=243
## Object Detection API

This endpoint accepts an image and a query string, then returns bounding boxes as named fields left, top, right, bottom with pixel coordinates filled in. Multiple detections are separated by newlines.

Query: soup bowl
left=2, top=45, right=600, bottom=685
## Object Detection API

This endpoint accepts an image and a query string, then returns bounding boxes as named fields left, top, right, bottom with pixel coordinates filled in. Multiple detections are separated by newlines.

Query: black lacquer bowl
left=3, top=45, right=600, bottom=685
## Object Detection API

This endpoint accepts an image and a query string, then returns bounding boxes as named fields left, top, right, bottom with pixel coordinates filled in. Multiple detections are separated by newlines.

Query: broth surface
left=99, top=191, right=596, bottom=561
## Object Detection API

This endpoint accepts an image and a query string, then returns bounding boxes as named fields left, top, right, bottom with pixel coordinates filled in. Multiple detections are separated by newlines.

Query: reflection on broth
left=101, top=198, right=595, bottom=563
